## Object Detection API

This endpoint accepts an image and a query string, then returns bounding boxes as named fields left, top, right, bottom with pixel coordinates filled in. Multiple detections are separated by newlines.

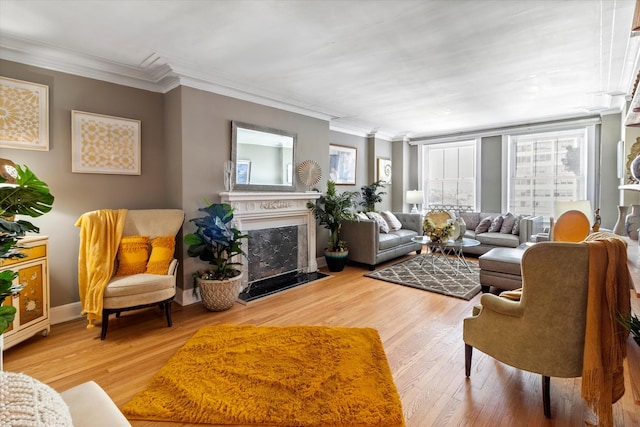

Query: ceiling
left=1, top=0, right=639, bottom=140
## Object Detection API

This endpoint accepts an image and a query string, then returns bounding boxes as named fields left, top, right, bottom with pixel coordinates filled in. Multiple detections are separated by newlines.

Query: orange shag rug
left=122, top=324, right=405, bottom=427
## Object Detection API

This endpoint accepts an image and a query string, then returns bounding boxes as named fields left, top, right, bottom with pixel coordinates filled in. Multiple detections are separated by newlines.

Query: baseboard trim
left=50, top=302, right=83, bottom=325
left=175, top=288, right=200, bottom=306
left=50, top=289, right=202, bottom=325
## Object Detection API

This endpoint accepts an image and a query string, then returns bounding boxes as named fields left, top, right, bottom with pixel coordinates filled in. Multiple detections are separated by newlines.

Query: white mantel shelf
left=619, top=184, right=640, bottom=191
left=220, top=191, right=321, bottom=202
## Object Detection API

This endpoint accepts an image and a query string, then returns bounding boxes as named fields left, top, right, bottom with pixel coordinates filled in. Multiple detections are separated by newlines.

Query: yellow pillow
left=115, top=235, right=150, bottom=277
left=146, top=236, right=175, bottom=275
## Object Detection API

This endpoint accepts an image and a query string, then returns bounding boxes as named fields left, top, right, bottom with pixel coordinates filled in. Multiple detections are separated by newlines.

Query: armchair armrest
left=519, top=215, right=544, bottom=244
left=478, top=293, right=524, bottom=318
left=340, top=219, right=379, bottom=265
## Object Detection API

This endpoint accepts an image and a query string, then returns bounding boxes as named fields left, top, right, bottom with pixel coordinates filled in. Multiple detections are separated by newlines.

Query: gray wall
left=479, top=135, right=503, bottom=213
left=177, top=87, right=330, bottom=290
left=0, top=59, right=167, bottom=307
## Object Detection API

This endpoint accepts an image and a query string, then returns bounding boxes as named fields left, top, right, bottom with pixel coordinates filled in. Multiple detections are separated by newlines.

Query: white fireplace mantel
left=220, top=191, right=321, bottom=285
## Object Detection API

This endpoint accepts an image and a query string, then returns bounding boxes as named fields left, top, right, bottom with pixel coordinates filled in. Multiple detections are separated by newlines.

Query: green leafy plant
left=184, top=202, right=249, bottom=281
left=307, top=180, right=358, bottom=252
left=359, top=180, right=386, bottom=212
left=0, top=161, right=54, bottom=334
left=619, top=311, right=640, bottom=346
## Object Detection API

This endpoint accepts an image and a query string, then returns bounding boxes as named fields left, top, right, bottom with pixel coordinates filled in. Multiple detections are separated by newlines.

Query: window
left=506, top=128, right=592, bottom=217
left=422, top=140, right=476, bottom=210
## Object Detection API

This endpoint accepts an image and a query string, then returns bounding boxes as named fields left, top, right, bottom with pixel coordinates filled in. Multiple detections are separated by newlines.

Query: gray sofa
left=457, top=212, right=544, bottom=255
left=341, top=212, right=423, bottom=270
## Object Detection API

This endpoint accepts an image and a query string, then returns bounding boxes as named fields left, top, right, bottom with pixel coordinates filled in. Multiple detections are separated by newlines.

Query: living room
left=2, top=1, right=640, bottom=426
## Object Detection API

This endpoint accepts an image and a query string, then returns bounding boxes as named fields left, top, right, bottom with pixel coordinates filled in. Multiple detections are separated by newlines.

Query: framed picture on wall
left=0, top=76, right=49, bottom=151
left=71, top=110, right=141, bottom=175
left=377, top=158, right=392, bottom=184
left=329, top=144, right=356, bottom=185
left=236, top=160, right=251, bottom=184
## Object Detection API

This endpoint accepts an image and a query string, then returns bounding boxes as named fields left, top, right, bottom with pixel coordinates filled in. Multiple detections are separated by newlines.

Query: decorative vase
left=626, top=205, right=640, bottom=240
left=455, top=216, right=466, bottom=241
left=324, top=249, right=349, bottom=272
left=613, top=205, right=628, bottom=236
left=197, top=273, right=243, bottom=311
left=447, top=218, right=460, bottom=241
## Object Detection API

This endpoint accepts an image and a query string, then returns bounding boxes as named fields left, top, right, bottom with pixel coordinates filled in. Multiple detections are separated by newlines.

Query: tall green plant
left=359, top=180, right=386, bottom=212
left=184, top=203, right=249, bottom=281
left=307, top=181, right=357, bottom=252
left=0, top=162, right=54, bottom=334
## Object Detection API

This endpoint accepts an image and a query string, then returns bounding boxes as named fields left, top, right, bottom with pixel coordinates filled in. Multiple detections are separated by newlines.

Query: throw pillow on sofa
left=500, top=213, right=517, bottom=234
left=488, top=215, right=504, bottom=232
left=366, top=212, right=390, bottom=233
left=512, top=215, right=523, bottom=235
left=475, top=217, right=492, bottom=234
left=380, top=211, right=402, bottom=231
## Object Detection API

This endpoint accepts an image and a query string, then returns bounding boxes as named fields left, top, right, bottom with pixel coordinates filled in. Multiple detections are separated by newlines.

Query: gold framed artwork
left=71, top=110, right=141, bottom=175
left=329, top=144, right=357, bottom=185
left=377, top=158, right=392, bottom=184
left=0, top=76, right=49, bottom=151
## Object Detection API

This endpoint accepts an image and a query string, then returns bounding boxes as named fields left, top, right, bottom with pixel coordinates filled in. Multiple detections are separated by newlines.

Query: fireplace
left=219, top=192, right=322, bottom=301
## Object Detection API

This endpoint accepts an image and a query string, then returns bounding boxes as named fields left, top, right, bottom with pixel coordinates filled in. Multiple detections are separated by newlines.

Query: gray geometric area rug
left=365, top=255, right=481, bottom=300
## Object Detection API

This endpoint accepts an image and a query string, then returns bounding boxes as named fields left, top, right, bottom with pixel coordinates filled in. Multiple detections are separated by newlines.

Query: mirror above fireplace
left=231, top=121, right=297, bottom=192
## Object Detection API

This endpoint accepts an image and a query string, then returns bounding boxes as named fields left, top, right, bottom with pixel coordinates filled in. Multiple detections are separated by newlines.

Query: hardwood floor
left=4, top=252, right=640, bottom=427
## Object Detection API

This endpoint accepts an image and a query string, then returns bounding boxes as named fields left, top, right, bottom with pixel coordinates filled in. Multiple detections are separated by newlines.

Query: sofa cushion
left=475, top=232, right=520, bottom=248
left=366, top=212, right=390, bottom=233
left=488, top=215, right=504, bottom=232
left=378, top=229, right=418, bottom=251
left=356, top=212, right=368, bottom=220
left=115, top=235, right=150, bottom=277
left=475, top=217, right=492, bottom=234
left=512, top=215, right=522, bottom=235
left=500, top=212, right=517, bottom=234
left=459, top=212, right=480, bottom=230
left=380, top=211, right=402, bottom=231
left=146, top=236, right=175, bottom=274
left=105, top=273, right=175, bottom=298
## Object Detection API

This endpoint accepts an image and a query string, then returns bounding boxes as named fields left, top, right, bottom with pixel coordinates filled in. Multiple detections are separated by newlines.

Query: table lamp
left=406, top=190, right=423, bottom=214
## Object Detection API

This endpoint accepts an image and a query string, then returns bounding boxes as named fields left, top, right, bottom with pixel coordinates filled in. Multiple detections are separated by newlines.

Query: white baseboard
left=50, top=290, right=202, bottom=325
left=174, top=288, right=201, bottom=306
left=50, top=302, right=83, bottom=325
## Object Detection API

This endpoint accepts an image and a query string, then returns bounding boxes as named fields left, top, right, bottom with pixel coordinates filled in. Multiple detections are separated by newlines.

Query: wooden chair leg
left=542, top=375, right=551, bottom=418
left=164, top=301, right=173, bottom=327
left=100, top=311, right=109, bottom=340
left=465, top=344, right=473, bottom=377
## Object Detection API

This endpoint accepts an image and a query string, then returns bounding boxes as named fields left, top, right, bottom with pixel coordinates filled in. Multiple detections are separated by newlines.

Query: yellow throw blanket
left=75, top=209, right=127, bottom=328
left=582, top=232, right=631, bottom=427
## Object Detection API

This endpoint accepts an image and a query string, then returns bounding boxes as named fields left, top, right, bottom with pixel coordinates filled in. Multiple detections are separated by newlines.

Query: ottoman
left=478, top=247, right=526, bottom=292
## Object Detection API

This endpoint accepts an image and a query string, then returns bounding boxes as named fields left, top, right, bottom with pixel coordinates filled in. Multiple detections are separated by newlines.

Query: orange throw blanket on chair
left=75, top=209, right=127, bottom=328
left=582, top=232, right=630, bottom=427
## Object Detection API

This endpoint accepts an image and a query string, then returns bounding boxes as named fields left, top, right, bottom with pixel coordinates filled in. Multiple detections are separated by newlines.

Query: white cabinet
left=1, top=236, right=50, bottom=350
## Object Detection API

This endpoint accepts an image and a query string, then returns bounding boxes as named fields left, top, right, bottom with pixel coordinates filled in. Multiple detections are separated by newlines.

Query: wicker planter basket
left=197, top=273, right=243, bottom=311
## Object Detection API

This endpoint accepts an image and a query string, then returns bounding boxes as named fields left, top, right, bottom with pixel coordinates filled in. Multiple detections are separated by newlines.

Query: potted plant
left=0, top=159, right=54, bottom=367
left=184, top=202, right=249, bottom=311
left=359, top=180, right=386, bottom=212
left=307, top=180, right=357, bottom=272
left=619, top=311, right=640, bottom=347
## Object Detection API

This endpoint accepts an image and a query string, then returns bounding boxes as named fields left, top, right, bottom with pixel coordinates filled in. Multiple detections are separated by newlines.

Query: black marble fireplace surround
left=238, top=224, right=326, bottom=303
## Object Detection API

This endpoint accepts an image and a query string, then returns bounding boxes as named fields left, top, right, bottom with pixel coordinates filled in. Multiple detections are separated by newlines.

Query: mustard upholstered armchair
left=463, top=241, right=590, bottom=418
left=100, top=209, right=184, bottom=339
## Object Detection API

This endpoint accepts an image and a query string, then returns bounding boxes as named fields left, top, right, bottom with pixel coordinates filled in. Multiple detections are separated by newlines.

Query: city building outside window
left=506, top=128, right=591, bottom=217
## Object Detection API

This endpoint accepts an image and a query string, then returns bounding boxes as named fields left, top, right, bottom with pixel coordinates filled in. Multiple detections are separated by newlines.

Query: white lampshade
left=406, top=190, right=423, bottom=214
left=406, top=190, right=423, bottom=204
